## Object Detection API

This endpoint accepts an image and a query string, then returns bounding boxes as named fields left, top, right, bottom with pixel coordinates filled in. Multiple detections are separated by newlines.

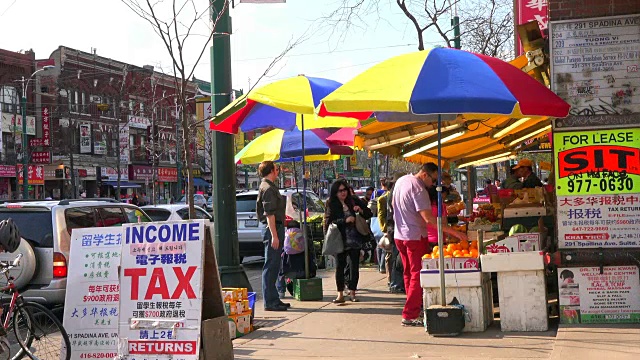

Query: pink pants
left=396, top=239, right=429, bottom=320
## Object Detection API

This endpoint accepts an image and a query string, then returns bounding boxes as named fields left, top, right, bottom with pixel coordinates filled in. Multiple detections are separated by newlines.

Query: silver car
left=178, top=194, right=207, bottom=208
left=142, top=204, right=212, bottom=222
left=0, top=199, right=152, bottom=305
left=236, top=189, right=325, bottom=260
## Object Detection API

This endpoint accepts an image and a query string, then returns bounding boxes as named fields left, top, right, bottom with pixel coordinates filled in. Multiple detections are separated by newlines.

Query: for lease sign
left=119, top=221, right=205, bottom=360
left=554, top=129, right=640, bottom=196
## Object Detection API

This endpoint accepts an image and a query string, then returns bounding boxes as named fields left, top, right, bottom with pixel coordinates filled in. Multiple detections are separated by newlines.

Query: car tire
left=0, top=238, right=36, bottom=289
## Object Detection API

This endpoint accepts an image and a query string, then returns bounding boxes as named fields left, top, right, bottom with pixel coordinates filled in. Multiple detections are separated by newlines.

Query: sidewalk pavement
left=232, top=267, right=639, bottom=359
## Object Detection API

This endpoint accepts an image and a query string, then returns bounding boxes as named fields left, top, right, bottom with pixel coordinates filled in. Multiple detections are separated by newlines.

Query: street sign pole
left=210, top=0, right=251, bottom=290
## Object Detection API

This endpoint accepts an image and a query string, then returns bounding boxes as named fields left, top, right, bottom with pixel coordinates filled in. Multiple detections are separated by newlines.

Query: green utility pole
left=20, top=93, right=28, bottom=199
left=452, top=16, right=461, bottom=49
left=210, top=0, right=251, bottom=290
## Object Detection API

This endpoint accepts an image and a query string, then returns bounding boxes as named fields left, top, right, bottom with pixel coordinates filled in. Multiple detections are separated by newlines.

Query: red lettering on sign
left=128, top=341, right=196, bottom=355
left=124, top=266, right=197, bottom=300
left=558, top=145, right=640, bottom=178
left=172, top=266, right=197, bottom=299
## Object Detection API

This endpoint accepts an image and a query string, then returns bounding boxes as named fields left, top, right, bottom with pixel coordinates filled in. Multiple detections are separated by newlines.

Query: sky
left=0, top=0, right=450, bottom=91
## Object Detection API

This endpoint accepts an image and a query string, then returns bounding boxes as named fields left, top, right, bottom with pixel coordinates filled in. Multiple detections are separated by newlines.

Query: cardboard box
left=202, top=316, right=234, bottom=359
left=455, top=257, right=480, bottom=270
left=422, top=257, right=454, bottom=271
left=485, top=233, right=541, bottom=253
left=222, top=287, right=247, bottom=302
left=467, top=231, right=504, bottom=241
left=420, top=270, right=487, bottom=288
left=224, top=300, right=250, bottom=316
left=227, top=310, right=252, bottom=339
left=480, top=252, right=545, bottom=272
left=294, top=278, right=324, bottom=301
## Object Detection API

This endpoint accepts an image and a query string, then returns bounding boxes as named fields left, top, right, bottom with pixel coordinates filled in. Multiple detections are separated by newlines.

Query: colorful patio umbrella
left=210, top=76, right=368, bottom=134
left=325, top=124, right=361, bottom=146
left=321, top=47, right=570, bottom=120
left=320, top=47, right=571, bottom=306
left=234, top=128, right=353, bottom=165
left=210, top=75, right=369, bottom=280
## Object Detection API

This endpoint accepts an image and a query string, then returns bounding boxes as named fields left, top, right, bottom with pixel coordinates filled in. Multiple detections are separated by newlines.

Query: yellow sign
left=554, top=129, right=640, bottom=196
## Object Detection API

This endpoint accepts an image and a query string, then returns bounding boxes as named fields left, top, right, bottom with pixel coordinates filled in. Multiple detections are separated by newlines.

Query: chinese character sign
left=63, top=227, right=123, bottom=360
left=120, top=124, right=130, bottom=165
left=119, top=221, right=205, bottom=360
left=42, top=106, right=51, bottom=146
left=554, top=129, right=639, bottom=196
left=515, top=0, right=548, bottom=55
left=558, top=266, right=640, bottom=324
left=17, top=165, right=44, bottom=185
left=557, top=194, right=640, bottom=248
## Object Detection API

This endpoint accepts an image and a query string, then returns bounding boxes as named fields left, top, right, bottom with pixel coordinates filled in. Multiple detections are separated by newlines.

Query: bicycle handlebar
left=0, top=253, right=22, bottom=273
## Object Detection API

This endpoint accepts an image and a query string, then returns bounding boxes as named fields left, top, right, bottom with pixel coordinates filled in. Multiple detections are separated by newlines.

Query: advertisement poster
left=550, top=14, right=640, bottom=116
left=120, top=124, right=130, bottom=165
left=557, top=194, right=640, bottom=248
left=63, top=227, right=122, bottom=360
left=559, top=266, right=640, bottom=324
left=119, top=221, right=205, bottom=360
left=94, top=128, right=107, bottom=155
left=17, top=165, right=44, bottom=185
left=554, top=129, right=640, bottom=196
left=80, top=124, right=92, bottom=154
left=101, top=167, right=129, bottom=182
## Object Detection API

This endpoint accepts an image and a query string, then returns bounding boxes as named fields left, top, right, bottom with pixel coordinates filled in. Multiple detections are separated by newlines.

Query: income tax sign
left=119, top=220, right=205, bottom=360
left=554, top=129, right=640, bottom=196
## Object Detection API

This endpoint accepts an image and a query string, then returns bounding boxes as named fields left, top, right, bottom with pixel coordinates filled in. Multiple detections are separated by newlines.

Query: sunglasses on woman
left=338, top=187, right=348, bottom=193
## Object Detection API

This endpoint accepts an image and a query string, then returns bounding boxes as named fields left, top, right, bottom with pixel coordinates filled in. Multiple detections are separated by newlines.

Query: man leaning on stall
left=256, top=161, right=291, bottom=311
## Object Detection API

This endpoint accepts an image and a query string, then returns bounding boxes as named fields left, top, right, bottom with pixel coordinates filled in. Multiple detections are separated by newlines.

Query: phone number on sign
left=567, top=177, right=634, bottom=193
left=572, top=227, right=609, bottom=232
left=80, top=353, right=118, bottom=359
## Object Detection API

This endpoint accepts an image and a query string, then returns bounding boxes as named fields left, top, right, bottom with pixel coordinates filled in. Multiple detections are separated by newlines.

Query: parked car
left=0, top=199, right=152, bottom=306
left=205, top=196, right=213, bottom=212
left=177, top=194, right=207, bottom=208
left=141, top=204, right=212, bottom=222
left=235, top=189, right=325, bottom=260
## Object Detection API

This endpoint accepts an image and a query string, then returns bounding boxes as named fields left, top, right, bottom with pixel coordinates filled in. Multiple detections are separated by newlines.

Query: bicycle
left=0, top=254, right=71, bottom=360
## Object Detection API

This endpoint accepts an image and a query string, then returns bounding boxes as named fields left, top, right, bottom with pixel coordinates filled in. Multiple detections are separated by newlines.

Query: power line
left=0, top=0, right=17, bottom=17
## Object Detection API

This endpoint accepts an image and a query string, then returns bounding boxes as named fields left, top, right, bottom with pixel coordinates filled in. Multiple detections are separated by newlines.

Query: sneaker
left=401, top=318, right=423, bottom=327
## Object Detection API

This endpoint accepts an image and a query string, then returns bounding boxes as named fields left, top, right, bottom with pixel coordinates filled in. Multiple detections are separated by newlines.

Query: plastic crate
left=247, top=292, right=256, bottom=320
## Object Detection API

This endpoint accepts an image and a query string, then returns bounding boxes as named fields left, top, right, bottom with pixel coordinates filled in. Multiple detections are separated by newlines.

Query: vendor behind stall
left=502, top=164, right=524, bottom=190
left=514, top=158, right=543, bottom=188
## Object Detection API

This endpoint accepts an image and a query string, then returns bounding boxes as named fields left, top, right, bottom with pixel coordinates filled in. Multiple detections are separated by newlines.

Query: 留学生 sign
left=118, top=220, right=205, bottom=360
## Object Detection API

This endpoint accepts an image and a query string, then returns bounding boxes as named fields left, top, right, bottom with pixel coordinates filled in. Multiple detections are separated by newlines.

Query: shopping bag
left=284, top=228, right=305, bottom=255
left=322, top=223, right=344, bottom=256
left=370, top=217, right=383, bottom=240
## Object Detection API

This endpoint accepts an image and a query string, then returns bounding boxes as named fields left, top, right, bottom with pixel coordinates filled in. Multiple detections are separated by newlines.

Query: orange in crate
left=469, top=249, right=478, bottom=258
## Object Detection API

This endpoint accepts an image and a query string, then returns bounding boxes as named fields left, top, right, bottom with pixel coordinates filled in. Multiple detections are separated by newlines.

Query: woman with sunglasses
left=324, top=179, right=373, bottom=303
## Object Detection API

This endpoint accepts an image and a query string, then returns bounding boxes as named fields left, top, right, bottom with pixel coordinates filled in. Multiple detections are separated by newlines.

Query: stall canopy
left=190, top=178, right=210, bottom=187
left=103, top=181, right=141, bottom=189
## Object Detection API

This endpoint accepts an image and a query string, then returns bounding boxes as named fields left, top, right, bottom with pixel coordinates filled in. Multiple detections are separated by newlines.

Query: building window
left=81, top=92, right=86, bottom=113
left=129, top=100, right=134, bottom=111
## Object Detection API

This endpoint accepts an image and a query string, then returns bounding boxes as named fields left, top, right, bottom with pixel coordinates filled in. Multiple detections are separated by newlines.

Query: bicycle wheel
left=12, top=302, right=70, bottom=360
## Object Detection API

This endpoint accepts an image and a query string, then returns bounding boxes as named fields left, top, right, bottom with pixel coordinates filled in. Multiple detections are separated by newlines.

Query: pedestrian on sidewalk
left=324, top=179, right=373, bottom=303
left=376, top=178, right=391, bottom=274
left=385, top=173, right=406, bottom=294
left=392, top=163, right=467, bottom=327
left=257, top=161, right=290, bottom=312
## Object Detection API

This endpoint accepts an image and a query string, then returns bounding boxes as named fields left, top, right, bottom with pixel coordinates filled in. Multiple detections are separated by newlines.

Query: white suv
left=0, top=199, right=151, bottom=306
left=235, top=189, right=325, bottom=260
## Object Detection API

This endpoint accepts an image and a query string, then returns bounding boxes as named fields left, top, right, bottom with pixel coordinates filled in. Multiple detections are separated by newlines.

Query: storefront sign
left=557, top=194, right=640, bottom=248
left=0, top=165, right=15, bottom=178
left=31, top=151, right=51, bottom=164
left=80, top=124, right=92, bottom=154
left=1, top=113, right=36, bottom=135
left=42, top=106, right=51, bottom=146
left=29, top=138, right=43, bottom=147
left=119, top=221, right=204, bottom=360
left=554, top=129, right=639, bottom=196
left=63, top=227, right=122, bottom=360
left=559, top=266, right=640, bottom=324
left=17, top=165, right=44, bottom=185
left=158, top=168, right=177, bottom=183
left=130, top=165, right=154, bottom=181
left=550, top=15, right=640, bottom=116
left=515, top=0, right=548, bottom=55
left=128, top=115, right=151, bottom=129
left=120, top=124, right=130, bottom=165
left=101, top=167, right=129, bottom=182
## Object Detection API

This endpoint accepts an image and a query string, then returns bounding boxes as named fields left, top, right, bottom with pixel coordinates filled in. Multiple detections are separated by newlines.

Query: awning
left=103, top=181, right=142, bottom=188
left=190, top=177, right=211, bottom=188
